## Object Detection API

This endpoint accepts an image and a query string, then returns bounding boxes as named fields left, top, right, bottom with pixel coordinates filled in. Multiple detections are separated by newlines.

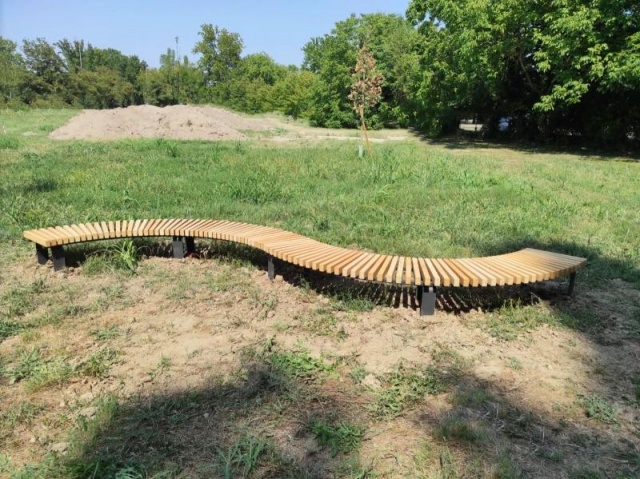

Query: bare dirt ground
left=2, top=245, right=639, bottom=477
left=49, top=104, right=409, bottom=143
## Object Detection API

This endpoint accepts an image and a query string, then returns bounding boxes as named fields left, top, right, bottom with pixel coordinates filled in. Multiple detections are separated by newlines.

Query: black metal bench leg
left=172, top=236, right=185, bottom=259
left=51, top=246, right=65, bottom=271
left=417, top=285, right=436, bottom=316
left=185, top=236, right=196, bottom=255
left=36, top=244, right=49, bottom=265
left=568, top=272, right=576, bottom=296
left=268, top=255, right=275, bottom=280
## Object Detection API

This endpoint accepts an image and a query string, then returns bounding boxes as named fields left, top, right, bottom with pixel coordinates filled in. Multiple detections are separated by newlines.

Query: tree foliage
left=303, top=13, right=422, bottom=128
left=349, top=45, right=384, bottom=149
left=407, top=0, right=640, bottom=145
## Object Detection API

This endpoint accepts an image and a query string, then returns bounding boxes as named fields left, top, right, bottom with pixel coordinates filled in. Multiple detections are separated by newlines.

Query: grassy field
left=0, top=108, right=639, bottom=478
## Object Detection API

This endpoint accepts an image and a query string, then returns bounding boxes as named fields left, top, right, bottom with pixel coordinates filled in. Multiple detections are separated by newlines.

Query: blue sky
left=0, top=0, right=410, bottom=67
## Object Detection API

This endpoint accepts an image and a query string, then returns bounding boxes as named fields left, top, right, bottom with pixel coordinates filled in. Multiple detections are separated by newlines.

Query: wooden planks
left=22, top=220, right=587, bottom=287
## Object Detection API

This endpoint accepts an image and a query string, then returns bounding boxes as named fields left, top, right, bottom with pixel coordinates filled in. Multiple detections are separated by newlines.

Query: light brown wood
left=385, top=256, right=400, bottom=284
left=412, top=258, right=423, bottom=286
left=364, top=254, right=389, bottom=281
left=23, top=220, right=586, bottom=290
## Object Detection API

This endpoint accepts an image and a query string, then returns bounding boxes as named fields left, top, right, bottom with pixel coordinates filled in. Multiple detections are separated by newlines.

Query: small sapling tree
left=348, top=44, right=384, bottom=154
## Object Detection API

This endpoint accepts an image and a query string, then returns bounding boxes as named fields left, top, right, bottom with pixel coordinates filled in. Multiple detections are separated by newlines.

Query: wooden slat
left=82, top=222, right=99, bottom=240
left=515, top=250, right=581, bottom=275
left=476, top=257, right=515, bottom=285
left=504, top=253, right=557, bottom=281
left=67, top=224, right=86, bottom=242
left=457, top=258, right=492, bottom=287
left=160, top=218, right=181, bottom=236
left=495, top=256, right=537, bottom=283
left=309, top=250, right=344, bottom=271
left=364, top=254, right=388, bottom=281
left=342, top=252, right=374, bottom=277
left=291, top=245, right=336, bottom=267
left=384, top=256, right=400, bottom=283
left=418, top=258, right=441, bottom=286
left=357, top=254, right=382, bottom=280
left=298, top=245, right=339, bottom=269
left=23, top=230, right=52, bottom=247
left=394, top=256, right=405, bottom=284
left=442, top=259, right=471, bottom=287
left=375, top=255, right=394, bottom=282
left=404, top=257, right=413, bottom=285
left=430, top=259, right=454, bottom=287
left=324, top=250, right=363, bottom=274
left=412, top=257, right=423, bottom=286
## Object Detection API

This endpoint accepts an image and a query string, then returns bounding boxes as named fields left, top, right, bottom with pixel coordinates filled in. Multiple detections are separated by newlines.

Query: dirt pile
left=49, top=104, right=279, bottom=141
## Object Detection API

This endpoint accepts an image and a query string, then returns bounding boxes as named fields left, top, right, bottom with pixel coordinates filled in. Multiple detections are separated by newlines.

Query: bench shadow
left=61, top=237, right=638, bottom=324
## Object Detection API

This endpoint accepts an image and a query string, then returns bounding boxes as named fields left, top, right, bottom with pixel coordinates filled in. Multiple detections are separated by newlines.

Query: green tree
left=0, top=38, right=25, bottom=105
left=21, top=38, right=66, bottom=99
left=193, top=24, right=243, bottom=92
left=407, top=0, right=640, bottom=145
left=303, top=13, right=422, bottom=128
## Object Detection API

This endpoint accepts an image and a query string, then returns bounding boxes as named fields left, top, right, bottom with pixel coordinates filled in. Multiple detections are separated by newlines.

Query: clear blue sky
left=0, top=0, right=410, bottom=67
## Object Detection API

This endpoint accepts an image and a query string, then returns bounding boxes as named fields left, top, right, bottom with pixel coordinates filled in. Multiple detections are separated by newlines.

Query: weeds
left=79, top=348, right=120, bottom=378
left=217, top=435, right=267, bottom=478
left=580, top=395, right=618, bottom=425
left=311, top=420, right=365, bottom=456
left=370, top=363, right=446, bottom=418
left=266, top=348, right=336, bottom=381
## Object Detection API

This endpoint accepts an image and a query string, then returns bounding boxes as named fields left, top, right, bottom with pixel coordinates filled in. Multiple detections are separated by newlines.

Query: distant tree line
left=1, top=2, right=638, bottom=148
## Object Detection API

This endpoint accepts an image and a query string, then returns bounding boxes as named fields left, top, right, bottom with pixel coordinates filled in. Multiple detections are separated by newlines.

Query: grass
left=310, top=420, right=366, bottom=456
left=0, top=108, right=639, bottom=478
left=1, top=110, right=638, bottom=289
left=580, top=394, right=618, bottom=425
left=370, top=363, right=446, bottom=418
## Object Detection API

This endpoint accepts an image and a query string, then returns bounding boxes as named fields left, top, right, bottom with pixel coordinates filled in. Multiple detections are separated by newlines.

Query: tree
left=193, top=24, right=243, bottom=90
left=349, top=45, right=384, bottom=151
left=22, top=38, right=66, bottom=96
left=0, top=38, right=25, bottom=104
left=302, top=13, right=422, bottom=128
left=407, top=0, right=640, bottom=145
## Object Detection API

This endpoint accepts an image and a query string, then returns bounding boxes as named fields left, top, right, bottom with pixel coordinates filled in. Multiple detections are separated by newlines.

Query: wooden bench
left=23, top=219, right=587, bottom=315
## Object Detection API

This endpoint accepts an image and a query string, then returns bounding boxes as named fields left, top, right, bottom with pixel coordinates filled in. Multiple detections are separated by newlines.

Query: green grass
left=1, top=108, right=639, bottom=479
left=370, top=363, right=446, bottom=418
left=310, top=420, right=366, bottom=456
left=1, top=109, right=638, bottom=292
left=579, top=394, right=618, bottom=425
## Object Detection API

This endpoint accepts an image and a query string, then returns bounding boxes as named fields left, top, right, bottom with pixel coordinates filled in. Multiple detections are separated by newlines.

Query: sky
left=0, top=0, right=411, bottom=68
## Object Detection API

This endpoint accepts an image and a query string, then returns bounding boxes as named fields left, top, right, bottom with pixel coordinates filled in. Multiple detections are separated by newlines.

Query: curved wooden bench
left=23, top=219, right=587, bottom=315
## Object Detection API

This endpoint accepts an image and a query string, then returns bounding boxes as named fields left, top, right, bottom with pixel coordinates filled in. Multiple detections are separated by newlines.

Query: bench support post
left=568, top=272, right=576, bottom=296
left=36, top=244, right=49, bottom=265
left=268, top=255, right=275, bottom=280
left=417, top=285, right=436, bottom=316
left=185, top=236, right=196, bottom=255
left=172, top=236, right=185, bottom=259
left=52, top=246, right=65, bottom=271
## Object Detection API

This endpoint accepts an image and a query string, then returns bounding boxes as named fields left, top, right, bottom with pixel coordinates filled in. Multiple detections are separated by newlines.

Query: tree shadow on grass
left=410, top=131, right=640, bottom=162
left=61, top=359, right=372, bottom=479
left=408, top=367, right=640, bottom=478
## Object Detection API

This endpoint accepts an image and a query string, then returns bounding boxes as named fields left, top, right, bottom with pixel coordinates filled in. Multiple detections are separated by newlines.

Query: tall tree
left=0, top=38, right=25, bottom=104
left=193, top=24, right=243, bottom=88
left=302, top=13, right=422, bottom=128
left=407, top=0, right=640, bottom=144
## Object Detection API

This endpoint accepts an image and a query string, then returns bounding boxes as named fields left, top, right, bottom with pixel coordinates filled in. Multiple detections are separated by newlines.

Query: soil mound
left=49, top=104, right=279, bottom=141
